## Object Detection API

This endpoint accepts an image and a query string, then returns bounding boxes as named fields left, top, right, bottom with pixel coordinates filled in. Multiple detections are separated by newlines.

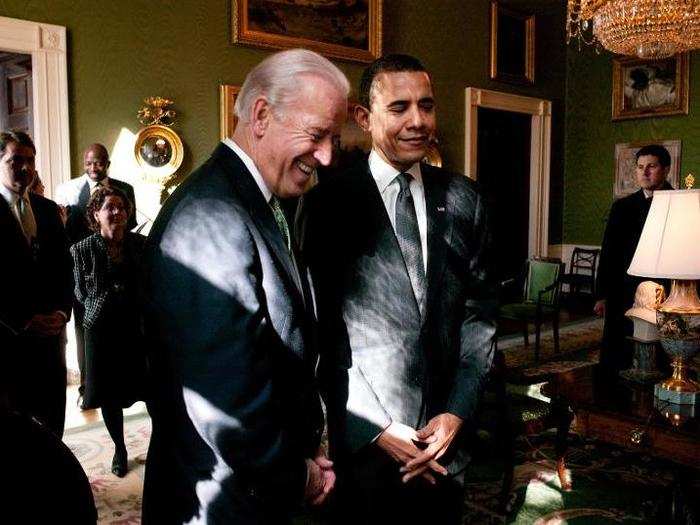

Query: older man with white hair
left=141, top=49, right=348, bottom=524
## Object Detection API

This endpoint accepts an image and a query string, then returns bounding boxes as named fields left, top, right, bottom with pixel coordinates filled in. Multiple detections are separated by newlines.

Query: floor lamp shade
left=628, top=189, right=700, bottom=280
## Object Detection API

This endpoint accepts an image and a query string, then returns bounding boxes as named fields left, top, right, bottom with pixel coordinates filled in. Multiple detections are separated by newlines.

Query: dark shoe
left=111, top=449, right=128, bottom=477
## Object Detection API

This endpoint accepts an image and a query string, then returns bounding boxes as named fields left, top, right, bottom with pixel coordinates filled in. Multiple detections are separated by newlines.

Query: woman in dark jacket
left=71, top=186, right=146, bottom=477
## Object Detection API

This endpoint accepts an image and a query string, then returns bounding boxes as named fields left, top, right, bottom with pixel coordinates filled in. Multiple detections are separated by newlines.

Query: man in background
left=299, top=54, right=496, bottom=523
left=0, top=130, right=72, bottom=436
left=595, top=144, right=675, bottom=372
left=142, top=49, right=348, bottom=524
left=55, top=143, right=136, bottom=404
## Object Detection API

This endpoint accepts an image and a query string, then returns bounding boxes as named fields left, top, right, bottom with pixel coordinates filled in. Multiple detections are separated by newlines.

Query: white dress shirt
left=368, top=149, right=428, bottom=271
left=223, top=138, right=272, bottom=203
left=0, top=184, right=36, bottom=240
left=54, top=173, right=110, bottom=207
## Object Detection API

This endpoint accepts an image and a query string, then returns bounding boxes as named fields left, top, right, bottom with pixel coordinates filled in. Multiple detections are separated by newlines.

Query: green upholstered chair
left=499, top=258, right=565, bottom=362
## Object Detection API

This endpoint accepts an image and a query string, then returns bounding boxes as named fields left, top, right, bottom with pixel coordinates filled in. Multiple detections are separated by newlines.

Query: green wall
left=0, top=0, right=568, bottom=241
left=564, top=47, right=700, bottom=245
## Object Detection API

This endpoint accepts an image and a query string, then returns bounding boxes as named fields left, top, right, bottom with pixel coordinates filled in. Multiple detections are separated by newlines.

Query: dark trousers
left=7, top=334, right=67, bottom=437
left=73, top=301, right=86, bottom=396
left=332, top=444, right=464, bottom=525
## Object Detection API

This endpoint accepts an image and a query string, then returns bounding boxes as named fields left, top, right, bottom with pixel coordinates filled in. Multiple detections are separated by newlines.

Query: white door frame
left=464, top=87, right=552, bottom=258
left=0, top=16, right=70, bottom=199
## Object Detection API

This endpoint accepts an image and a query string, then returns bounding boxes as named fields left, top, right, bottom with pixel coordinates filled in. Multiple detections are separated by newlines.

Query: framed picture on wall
left=612, top=53, right=689, bottom=121
left=219, top=84, right=241, bottom=141
left=489, top=1, right=535, bottom=85
left=232, top=0, right=382, bottom=63
left=7, top=73, right=30, bottom=114
left=614, top=140, right=681, bottom=198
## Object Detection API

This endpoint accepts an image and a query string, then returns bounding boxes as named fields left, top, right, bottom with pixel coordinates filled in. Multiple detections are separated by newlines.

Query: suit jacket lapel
left=422, top=165, right=451, bottom=323
left=212, top=144, right=305, bottom=298
left=0, top=196, right=30, bottom=252
left=358, top=163, right=422, bottom=320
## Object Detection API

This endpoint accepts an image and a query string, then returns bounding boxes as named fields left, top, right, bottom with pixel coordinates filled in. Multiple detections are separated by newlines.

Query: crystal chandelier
left=567, top=0, right=700, bottom=58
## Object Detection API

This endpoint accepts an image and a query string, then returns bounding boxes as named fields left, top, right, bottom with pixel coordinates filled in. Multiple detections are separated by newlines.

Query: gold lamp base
left=655, top=279, right=700, bottom=405
left=659, top=357, right=700, bottom=393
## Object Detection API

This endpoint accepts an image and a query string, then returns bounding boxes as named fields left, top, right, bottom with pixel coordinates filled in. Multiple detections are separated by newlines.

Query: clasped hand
left=377, top=414, right=463, bottom=484
left=304, top=447, right=336, bottom=506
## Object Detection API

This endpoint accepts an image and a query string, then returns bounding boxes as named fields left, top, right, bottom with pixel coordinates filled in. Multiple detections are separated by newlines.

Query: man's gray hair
left=234, top=48, right=350, bottom=123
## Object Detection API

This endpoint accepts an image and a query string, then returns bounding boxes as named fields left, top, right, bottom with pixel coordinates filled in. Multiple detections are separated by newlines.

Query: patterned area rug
left=63, top=412, right=698, bottom=524
left=500, top=318, right=602, bottom=374
left=64, top=414, right=150, bottom=524
left=464, top=431, right=698, bottom=524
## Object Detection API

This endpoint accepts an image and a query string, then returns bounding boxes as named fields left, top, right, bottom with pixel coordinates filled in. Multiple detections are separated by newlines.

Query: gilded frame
left=612, top=53, right=689, bottom=121
left=232, top=0, right=382, bottom=63
left=489, top=1, right=535, bottom=85
left=134, top=125, right=184, bottom=181
left=220, top=84, right=241, bottom=141
left=613, top=139, right=681, bottom=198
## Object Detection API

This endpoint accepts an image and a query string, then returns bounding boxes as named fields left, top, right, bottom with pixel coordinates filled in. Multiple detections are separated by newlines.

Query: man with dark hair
left=55, top=143, right=137, bottom=405
left=0, top=130, right=73, bottom=436
left=299, top=54, right=496, bottom=523
left=594, top=143, right=674, bottom=372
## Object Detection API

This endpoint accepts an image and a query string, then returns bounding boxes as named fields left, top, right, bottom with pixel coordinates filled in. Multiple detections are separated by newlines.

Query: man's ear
left=354, top=104, right=371, bottom=133
left=251, top=97, right=272, bottom=137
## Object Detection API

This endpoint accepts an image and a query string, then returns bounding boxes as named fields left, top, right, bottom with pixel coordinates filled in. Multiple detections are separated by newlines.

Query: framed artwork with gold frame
left=232, top=0, right=382, bottom=63
left=612, top=53, right=689, bottom=121
left=220, top=84, right=241, bottom=141
left=134, top=125, right=184, bottom=180
left=489, top=1, right=535, bottom=85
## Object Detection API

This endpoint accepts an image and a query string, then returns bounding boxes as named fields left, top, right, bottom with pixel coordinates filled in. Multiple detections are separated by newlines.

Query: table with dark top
left=543, top=363, right=699, bottom=467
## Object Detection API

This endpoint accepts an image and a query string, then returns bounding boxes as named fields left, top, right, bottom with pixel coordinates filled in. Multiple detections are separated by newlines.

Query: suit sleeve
left=153, top=198, right=308, bottom=505
left=595, top=200, right=621, bottom=302
left=448, top=190, right=497, bottom=421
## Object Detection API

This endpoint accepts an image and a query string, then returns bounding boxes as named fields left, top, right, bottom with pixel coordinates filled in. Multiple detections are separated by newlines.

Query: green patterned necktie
left=269, top=196, right=291, bottom=252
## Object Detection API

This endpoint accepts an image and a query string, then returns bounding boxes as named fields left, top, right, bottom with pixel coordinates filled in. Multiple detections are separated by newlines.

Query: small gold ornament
left=137, top=96, right=177, bottom=127
left=685, top=173, right=695, bottom=190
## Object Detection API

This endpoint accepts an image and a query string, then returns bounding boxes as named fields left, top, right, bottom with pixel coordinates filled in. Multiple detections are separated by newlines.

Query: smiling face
left=357, top=70, right=436, bottom=171
left=254, top=75, right=346, bottom=198
left=0, top=141, right=35, bottom=195
left=636, top=154, right=669, bottom=191
left=83, top=146, right=110, bottom=182
left=94, top=195, right=128, bottom=236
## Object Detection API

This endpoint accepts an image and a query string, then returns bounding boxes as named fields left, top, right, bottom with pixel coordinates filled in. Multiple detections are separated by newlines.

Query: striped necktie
left=395, top=172, right=426, bottom=314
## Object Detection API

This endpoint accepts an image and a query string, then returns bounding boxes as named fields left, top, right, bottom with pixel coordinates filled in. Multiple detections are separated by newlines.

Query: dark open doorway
left=476, top=106, right=531, bottom=295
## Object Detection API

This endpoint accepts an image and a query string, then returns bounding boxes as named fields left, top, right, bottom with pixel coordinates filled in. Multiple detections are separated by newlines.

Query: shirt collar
left=84, top=173, right=109, bottom=189
left=0, top=183, right=22, bottom=208
left=223, top=138, right=272, bottom=203
left=368, top=149, right=422, bottom=193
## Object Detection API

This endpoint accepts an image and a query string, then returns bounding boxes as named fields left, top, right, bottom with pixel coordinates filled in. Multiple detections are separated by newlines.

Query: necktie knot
left=396, top=172, right=413, bottom=193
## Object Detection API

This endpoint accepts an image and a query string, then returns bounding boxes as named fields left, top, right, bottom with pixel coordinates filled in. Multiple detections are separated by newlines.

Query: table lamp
left=627, top=175, right=700, bottom=405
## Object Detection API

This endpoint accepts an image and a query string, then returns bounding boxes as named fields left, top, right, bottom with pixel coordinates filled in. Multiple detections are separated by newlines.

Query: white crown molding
left=465, top=87, right=552, bottom=258
left=0, top=16, right=70, bottom=199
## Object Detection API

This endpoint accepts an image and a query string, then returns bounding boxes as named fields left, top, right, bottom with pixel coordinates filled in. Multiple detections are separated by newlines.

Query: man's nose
left=314, top=138, right=334, bottom=167
left=407, top=106, right=425, bottom=128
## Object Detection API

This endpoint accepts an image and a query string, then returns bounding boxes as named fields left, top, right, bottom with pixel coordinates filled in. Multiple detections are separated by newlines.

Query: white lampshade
left=628, top=189, right=700, bottom=280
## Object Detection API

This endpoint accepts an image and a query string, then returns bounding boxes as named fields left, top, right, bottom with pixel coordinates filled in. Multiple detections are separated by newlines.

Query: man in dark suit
left=594, top=144, right=674, bottom=372
left=141, top=49, right=349, bottom=524
left=0, top=130, right=73, bottom=437
left=55, top=143, right=137, bottom=404
left=299, top=54, right=497, bottom=523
